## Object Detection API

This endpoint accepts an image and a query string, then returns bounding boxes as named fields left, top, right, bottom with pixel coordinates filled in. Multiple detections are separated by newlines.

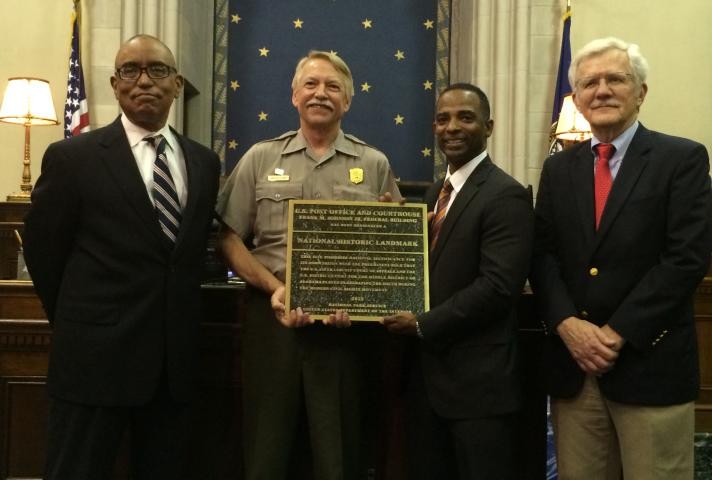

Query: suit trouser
left=44, top=376, right=190, bottom=480
left=241, top=291, right=384, bottom=480
left=551, top=374, right=695, bottom=480
left=404, top=359, right=518, bottom=480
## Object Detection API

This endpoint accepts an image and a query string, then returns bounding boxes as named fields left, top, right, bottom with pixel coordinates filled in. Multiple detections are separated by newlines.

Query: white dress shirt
left=121, top=113, right=188, bottom=209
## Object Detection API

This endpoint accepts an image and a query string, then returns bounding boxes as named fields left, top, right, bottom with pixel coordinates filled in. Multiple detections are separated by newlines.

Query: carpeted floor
left=696, top=433, right=712, bottom=480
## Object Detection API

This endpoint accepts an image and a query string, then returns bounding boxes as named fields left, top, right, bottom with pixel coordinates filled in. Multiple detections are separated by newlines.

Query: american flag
left=64, top=1, right=90, bottom=138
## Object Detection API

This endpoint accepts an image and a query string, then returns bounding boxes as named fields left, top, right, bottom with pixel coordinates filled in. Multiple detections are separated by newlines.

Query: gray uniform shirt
left=217, top=129, right=402, bottom=282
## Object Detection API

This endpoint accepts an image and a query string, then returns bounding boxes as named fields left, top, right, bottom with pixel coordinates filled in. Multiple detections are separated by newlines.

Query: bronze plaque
left=285, top=200, right=429, bottom=321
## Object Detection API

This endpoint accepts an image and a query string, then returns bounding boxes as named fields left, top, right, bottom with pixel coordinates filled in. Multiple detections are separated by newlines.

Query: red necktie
left=430, top=179, right=453, bottom=251
left=594, top=143, right=615, bottom=230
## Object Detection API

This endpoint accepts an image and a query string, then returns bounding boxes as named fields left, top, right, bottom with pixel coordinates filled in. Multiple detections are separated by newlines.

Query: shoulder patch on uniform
left=343, top=132, right=366, bottom=145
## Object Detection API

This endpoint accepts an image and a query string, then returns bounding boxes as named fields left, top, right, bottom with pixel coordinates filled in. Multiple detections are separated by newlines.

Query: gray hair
left=569, top=37, right=649, bottom=90
left=291, top=50, right=354, bottom=99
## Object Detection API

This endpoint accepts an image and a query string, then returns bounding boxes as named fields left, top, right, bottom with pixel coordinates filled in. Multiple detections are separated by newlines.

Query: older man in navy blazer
left=531, top=37, right=711, bottom=479
left=24, top=35, right=220, bottom=480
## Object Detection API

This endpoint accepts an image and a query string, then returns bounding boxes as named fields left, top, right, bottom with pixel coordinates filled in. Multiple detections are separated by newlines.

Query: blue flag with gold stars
left=226, top=0, right=438, bottom=181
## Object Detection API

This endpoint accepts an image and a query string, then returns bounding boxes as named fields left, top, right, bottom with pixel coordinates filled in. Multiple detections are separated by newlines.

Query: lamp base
left=6, top=191, right=31, bottom=202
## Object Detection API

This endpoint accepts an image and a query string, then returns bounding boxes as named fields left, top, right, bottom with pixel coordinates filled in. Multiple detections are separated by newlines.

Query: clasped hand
left=557, top=316, right=625, bottom=375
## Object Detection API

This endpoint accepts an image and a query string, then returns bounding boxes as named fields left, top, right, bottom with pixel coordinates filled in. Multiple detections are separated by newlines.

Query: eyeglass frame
left=115, top=62, right=178, bottom=81
left=574, top=72, right=637, bottom=92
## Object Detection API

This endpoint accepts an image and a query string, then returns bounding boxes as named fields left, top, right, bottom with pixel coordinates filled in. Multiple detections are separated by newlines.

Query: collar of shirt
left=121, top=113, right=178, bottom=152
left=591, top=120, right=639, bottom=180
left=282, top=129, right=357, bottom=160
left=444, top=149, right=488, bottom=194
left=436, top=150, right=488, bottom=216
left=120, top=113, right=188, bottom=209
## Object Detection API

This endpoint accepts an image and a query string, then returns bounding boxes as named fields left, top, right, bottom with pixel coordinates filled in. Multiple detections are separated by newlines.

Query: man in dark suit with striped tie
left=23, top=34, right=220, bottom=480
left=383, top=83, right=534, bottom=479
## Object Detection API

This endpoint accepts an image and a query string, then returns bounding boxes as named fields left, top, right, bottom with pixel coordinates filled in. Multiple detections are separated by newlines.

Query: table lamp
left=0, top=77, right=59, bottom=202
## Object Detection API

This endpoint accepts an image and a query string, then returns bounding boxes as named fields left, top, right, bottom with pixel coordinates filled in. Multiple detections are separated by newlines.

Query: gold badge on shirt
left=349, top=168, right=364, bottom=184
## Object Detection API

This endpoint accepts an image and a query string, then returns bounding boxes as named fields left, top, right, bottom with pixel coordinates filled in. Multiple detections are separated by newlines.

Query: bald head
left=114, top=35, right=177, bottom=70
left=110, top=35, right=183, bottom=131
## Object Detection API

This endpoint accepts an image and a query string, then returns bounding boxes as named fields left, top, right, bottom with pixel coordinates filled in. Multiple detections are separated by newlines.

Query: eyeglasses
left=576, top=72, right=633, bottom=92
left=115, top=63, right=177, bottom=80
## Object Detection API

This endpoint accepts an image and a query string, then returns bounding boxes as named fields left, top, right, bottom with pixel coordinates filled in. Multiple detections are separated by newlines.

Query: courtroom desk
left=0, top=202, right=27, bottom=280
left=0, top=282, right=50, bottom=479
left=696, top=272, right=712, bottom=432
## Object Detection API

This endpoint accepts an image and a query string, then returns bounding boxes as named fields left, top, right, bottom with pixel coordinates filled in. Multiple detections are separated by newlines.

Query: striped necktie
left=430, top=179, right=453, bottom=251
left=145, top=135, right=181, bottom=243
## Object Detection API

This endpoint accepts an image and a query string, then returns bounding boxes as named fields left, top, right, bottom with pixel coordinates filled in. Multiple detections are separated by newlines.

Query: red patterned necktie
left=430, top=179, right=453, bottom=251
left=594, top=143, right=615, bottom=230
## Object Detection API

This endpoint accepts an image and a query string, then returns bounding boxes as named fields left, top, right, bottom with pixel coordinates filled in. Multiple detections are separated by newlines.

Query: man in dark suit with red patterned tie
left=383, top=83, right=533, bottom=479
left=531, top=37, right=711, bottom=479
left=23, top=35, right=220, bottom=479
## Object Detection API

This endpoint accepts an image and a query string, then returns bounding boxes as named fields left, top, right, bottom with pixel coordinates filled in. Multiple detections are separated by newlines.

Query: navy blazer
left=531, top=124, right=711, bottom=405
left=24, top=117, right=220, bottom=406
left=416, top=158, right=534, bottom=419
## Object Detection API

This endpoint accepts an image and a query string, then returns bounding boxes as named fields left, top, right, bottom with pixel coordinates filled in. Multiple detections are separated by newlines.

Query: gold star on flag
left=293, top=18, right=304, bottom=29
left=421, top=147, right=432, bottom=157
left=423, top=80, right=433, bottom=90
left=258, top=111, right=268, bottom=121
left=231, top=13, right=242, bottom=24
left=361, top=82, right=371, bottom=93
left=362, top=19, right=373, bottom=29
left=259, top=47, right=270, bottom=57
left=423, top=19, right=434, bottom=30
left=230, top=80, right=240, bottom=91
left=394, top=50, right=405, bottom=61
left=228, top=140, right=238, bottom=150
left=394, top=114, right=404, bottom=125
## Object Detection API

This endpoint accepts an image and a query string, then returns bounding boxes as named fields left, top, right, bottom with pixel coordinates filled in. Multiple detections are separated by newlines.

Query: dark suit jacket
left=531, top=124, right=711, bottom=405
left=24, top=117, right=220, bottom=406
left=415, top=157, right=534, bottom=419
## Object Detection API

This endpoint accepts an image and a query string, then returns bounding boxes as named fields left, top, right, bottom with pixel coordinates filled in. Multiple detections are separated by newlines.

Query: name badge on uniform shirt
left=268, top=167, right=289, bottom=182
left=349, top=168, right=364, bottom=184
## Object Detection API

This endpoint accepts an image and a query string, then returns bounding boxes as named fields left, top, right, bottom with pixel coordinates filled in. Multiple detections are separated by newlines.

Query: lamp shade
left=554, top=95, right=591, bottom=142
left=0, top=77, right=58, bottom=126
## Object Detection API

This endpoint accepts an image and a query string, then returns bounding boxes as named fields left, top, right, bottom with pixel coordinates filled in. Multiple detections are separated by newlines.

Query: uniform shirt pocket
left=333, top=184, right=378, bottom=202
left=255, top=182, right=303, bottom=233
